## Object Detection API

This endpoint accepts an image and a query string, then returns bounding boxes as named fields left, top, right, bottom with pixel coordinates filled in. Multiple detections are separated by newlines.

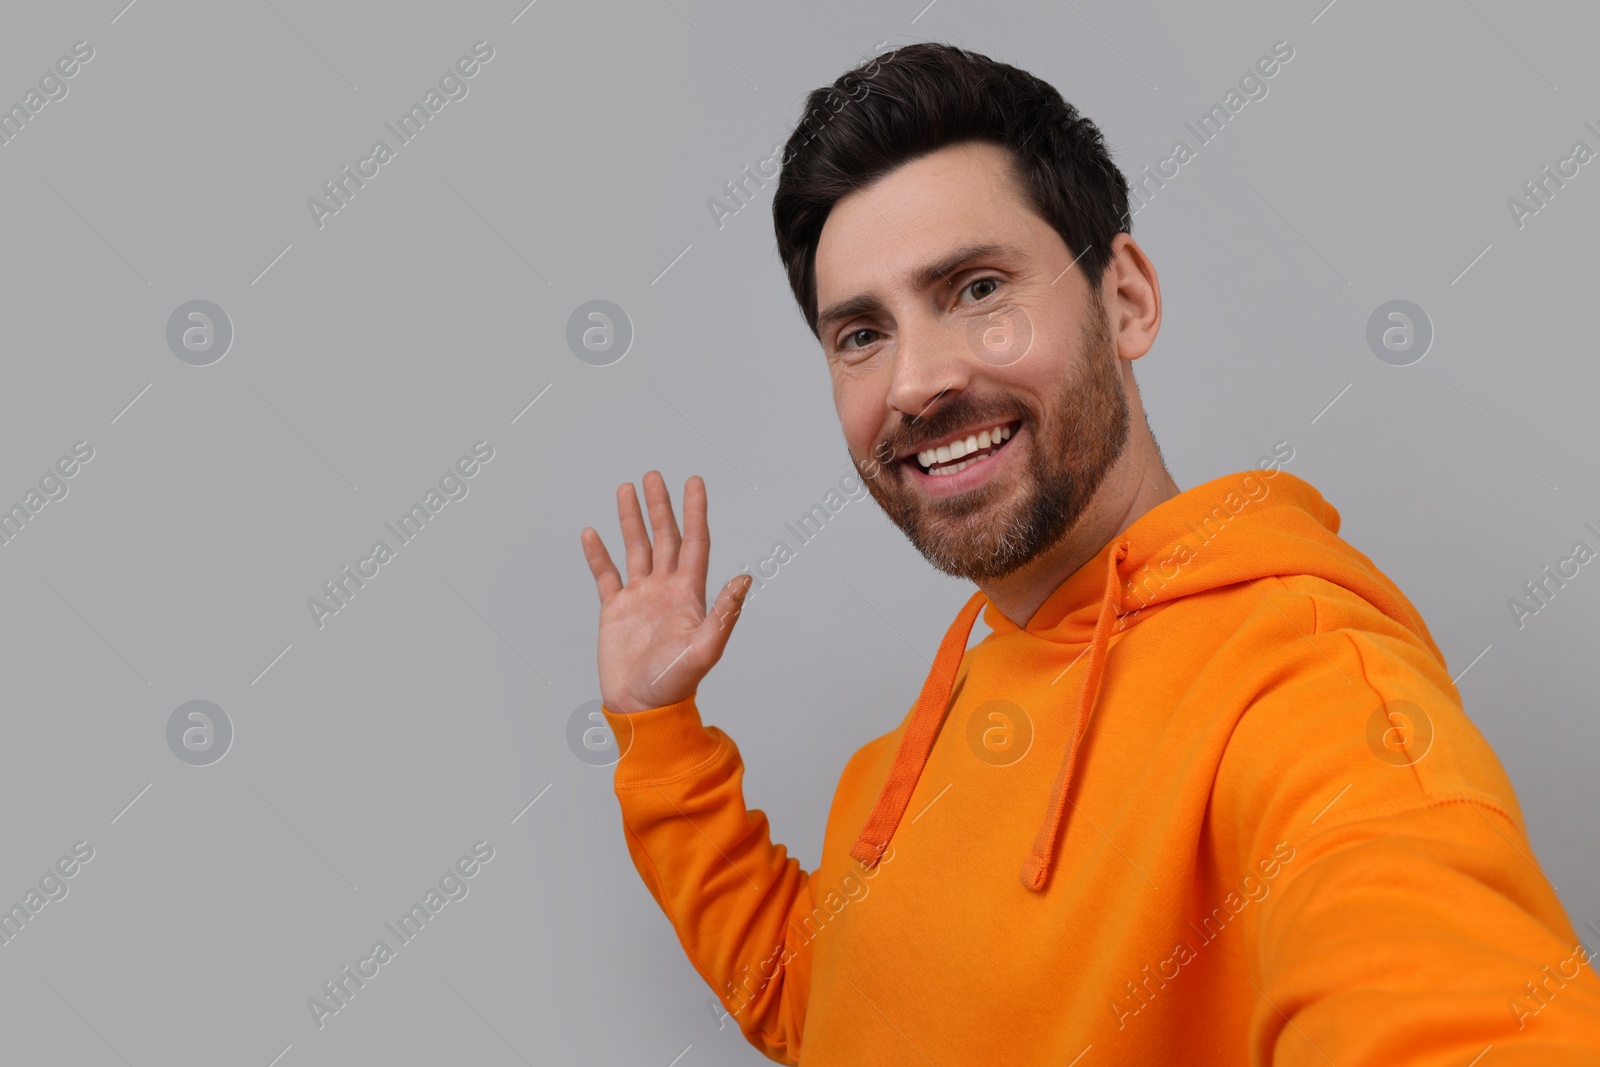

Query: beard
left=853, top=292, right=1130, bottom=582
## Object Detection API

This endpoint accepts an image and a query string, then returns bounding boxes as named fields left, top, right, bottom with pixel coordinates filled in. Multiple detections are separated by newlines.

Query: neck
left=977, top=437, right=1181, bottom=630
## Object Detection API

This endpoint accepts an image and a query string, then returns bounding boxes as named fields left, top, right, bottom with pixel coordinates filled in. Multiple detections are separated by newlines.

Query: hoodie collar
left=850, top=469, right=1446, bottom=890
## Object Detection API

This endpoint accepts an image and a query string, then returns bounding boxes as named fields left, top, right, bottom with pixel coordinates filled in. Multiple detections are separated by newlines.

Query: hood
left=848, top=468, right=1446, bottom=890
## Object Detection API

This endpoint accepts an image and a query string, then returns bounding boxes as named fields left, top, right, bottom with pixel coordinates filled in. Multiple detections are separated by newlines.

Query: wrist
left=600, top=694, right=724, bottom=785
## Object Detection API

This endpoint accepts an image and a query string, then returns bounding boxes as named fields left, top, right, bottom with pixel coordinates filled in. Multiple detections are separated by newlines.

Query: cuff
left=601, top=694, right=725, bottom=785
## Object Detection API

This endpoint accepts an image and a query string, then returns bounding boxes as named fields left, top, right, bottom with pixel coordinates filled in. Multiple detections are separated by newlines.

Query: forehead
left=814, top=141, right=1043, bottom=310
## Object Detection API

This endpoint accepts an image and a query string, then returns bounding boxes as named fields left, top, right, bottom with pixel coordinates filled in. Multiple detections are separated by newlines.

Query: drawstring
left=848, top=538, right=1131, bottom=893
left=1020, top=537, right=1128, bottom=890
left=849, top=587, right=990, bottom=868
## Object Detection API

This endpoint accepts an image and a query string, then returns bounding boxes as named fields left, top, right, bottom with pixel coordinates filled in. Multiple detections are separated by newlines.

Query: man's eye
left=962, top=277, right=1000, bottom=302
left=842, top=328, right=880, bottom=349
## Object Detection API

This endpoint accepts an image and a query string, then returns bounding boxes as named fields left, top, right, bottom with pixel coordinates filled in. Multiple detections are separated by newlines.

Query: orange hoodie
left=600, top=468, right=1600, bottom=1065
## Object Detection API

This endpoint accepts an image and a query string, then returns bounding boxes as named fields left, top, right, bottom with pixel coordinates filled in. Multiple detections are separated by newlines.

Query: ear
left=1103, top=233, right=1161, bottom=363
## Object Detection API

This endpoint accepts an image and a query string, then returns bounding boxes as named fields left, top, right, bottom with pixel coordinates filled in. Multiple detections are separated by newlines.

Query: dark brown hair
left=772, top=42, right=1132, bottom=336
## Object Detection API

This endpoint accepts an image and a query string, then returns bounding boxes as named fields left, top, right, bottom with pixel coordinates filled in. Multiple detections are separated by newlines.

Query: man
left=578, top=42, right=1600, bottom=1065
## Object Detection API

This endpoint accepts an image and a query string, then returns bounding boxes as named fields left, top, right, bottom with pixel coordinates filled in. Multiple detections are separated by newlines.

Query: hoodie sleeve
left=601, top=695, right=814, bottom=1065
left=1210, top=602, right=1600, bottom=1066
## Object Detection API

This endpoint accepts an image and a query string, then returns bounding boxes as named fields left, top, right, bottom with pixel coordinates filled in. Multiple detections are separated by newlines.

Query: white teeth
left=917, top=423, right=1014, bottom=470
left=930, top=456, right=982, bottom=477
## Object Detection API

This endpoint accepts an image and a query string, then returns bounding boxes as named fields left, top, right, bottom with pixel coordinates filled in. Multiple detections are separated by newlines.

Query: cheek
left=833, top=377, right=881, bottom=455
left=986, top=358, right=1050, bottom=417
left=1027, top=320, right=1075, bottom=367
left=1028, top=322, right=1097, bottom=397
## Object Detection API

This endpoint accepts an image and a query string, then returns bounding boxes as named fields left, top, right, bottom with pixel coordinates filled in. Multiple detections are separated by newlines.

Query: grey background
left=0, top=0, right=1595, bottom=1063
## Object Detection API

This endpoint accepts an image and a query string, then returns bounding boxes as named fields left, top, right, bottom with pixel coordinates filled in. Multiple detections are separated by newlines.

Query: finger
left=643, top=470, right=683, bottom=573
left=697, top=573, right=753, bottom=657
left=580, top=527, right=623, bottom=603
left=678, top=475, right=710, bottom=605
left=617, top=482, right=652, bottom=582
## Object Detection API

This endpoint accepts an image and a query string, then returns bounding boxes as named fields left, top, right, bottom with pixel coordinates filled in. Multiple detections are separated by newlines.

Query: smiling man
left=580, top=43, right=1600, bottom=1065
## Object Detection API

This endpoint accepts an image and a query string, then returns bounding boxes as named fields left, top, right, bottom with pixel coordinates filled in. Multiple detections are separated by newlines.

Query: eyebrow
left=815, top=242, right=1024, bottom=336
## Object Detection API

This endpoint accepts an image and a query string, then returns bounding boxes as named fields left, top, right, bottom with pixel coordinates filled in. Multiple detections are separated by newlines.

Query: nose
left=886, top=316, right=975, bottom=431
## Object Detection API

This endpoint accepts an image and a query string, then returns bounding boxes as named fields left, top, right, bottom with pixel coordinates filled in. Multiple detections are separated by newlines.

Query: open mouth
left=906, top=420, right=1021, bottom=477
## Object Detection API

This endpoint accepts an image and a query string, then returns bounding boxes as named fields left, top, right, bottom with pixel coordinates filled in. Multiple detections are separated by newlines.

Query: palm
left=596, top=570, right=711, bottom=710
left=581, top=472, right=750, bottom=714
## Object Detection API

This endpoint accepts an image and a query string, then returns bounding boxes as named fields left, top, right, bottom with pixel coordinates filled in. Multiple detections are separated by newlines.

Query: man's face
left=813, top=140, right=1130, bottom=581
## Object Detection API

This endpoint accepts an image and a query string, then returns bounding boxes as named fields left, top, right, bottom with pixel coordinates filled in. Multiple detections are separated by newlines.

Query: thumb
left=697, top=574, right=753, bottom=654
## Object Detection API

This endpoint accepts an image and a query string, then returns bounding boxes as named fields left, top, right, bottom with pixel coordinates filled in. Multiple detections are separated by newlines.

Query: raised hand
left=580, top=471, right=753, bottom=714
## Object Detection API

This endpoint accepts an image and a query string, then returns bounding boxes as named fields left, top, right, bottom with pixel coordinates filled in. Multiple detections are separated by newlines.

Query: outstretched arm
left=1215, top=624, right=1600, bottom=1065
